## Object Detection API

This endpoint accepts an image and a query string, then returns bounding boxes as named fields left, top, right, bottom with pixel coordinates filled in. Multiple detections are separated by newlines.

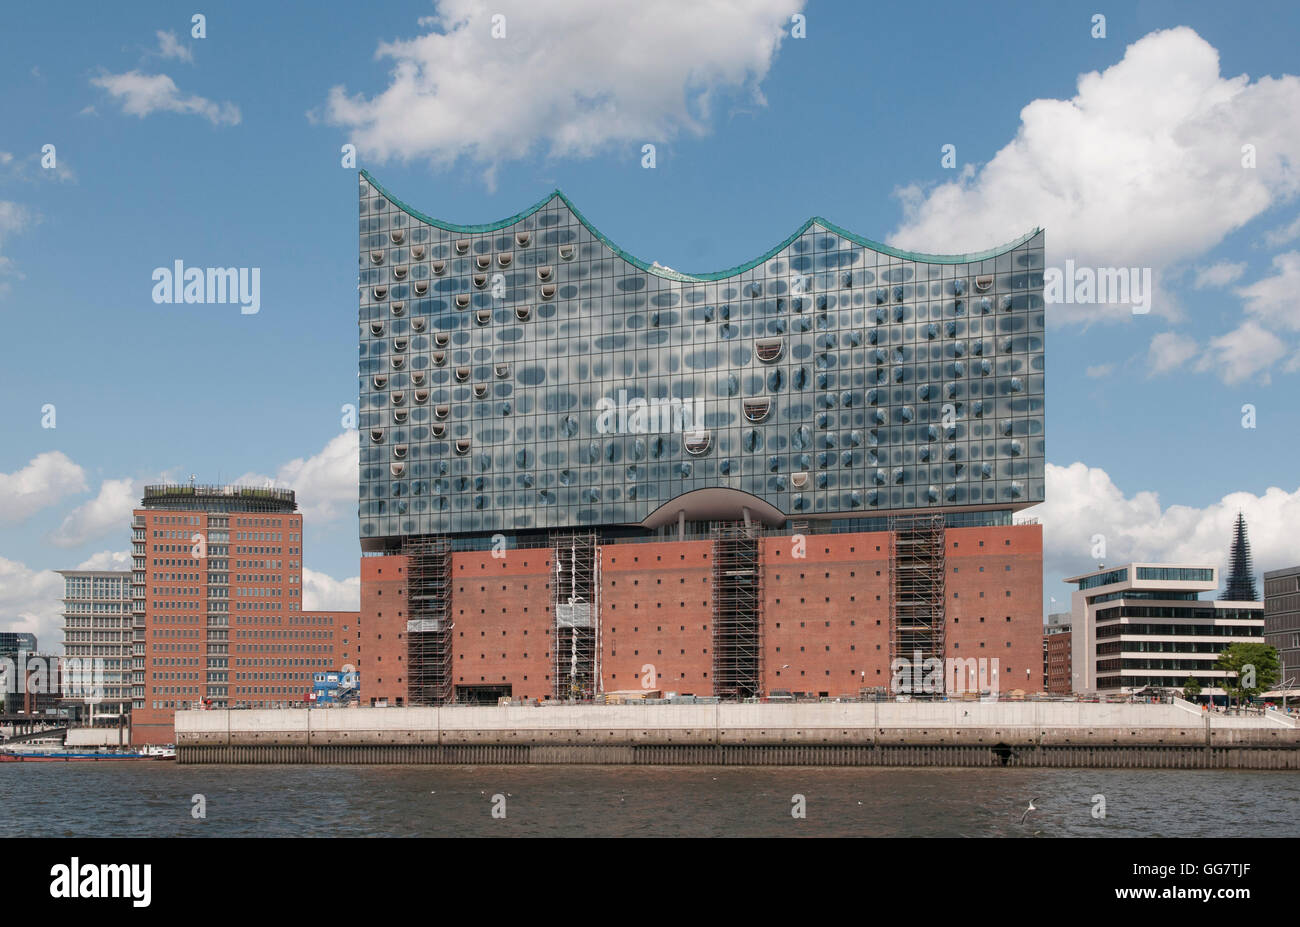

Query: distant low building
left=1, top=651, right=64, bottom=717
left=0, top=632, right=37, bottom=656
left=1043, top=611, right=1072, bottom=695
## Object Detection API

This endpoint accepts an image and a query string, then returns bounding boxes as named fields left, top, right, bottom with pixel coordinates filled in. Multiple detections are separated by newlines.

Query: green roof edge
left=360, top=169, right=1043, bottom=282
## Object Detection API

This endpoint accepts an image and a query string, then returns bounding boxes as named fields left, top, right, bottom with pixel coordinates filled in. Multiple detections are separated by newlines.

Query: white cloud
left=154, top=30, right=193, bottom=64
left=320, top=0, right=798, bottom=181
left=0, top=199, right=32, bottom=294
left=0, top=556, right=65, bottom=652
left=1264, top=213, right=1300, bottom=247
left=302, top=567, right=360, bottom=611
left=1034, top=462, right=1300, bottom=592
left=49, top=478, right=138, bottom=548
left=1146, top=331, right=1199, bottom=375
left=234, top=431, right=358, bottom=523
left=890, top=27, right=1300, bottom=315
left=1193, top=260, right=1246, bottom=289
left=1084, top=363, right=1115, bottom=379
left=1193, top=320, right=1287, bottom=385
left=0, top=452, right=88, bottom=523
left=1237, top=251, right=1300, bottom=330
left=91, top=70, right=240, bottom=125
left=75, top=550, right=131, bottom=571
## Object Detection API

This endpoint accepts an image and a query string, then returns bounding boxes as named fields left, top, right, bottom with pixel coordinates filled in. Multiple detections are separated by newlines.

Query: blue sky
left=3, top=0, right=1299, bottom=646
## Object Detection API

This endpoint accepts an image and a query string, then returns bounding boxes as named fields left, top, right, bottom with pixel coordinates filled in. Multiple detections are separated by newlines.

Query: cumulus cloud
left=0, top=199, right=33, bottom=295
left=234, top=431, right=358, bottom=523
left=154, top=30, right=193, bottom=64
left=1034, top=462, right=1300, bottom=593
left=75, top=550, right=131, bottom=571
left=1193, top=320, right=1287, bottom=385
left=890, top=27, right=1300, bottom=315
left=320, top=0, right=798, bottom=181
left=1193, top=261, right=1246, bottom=289
left=1146, top=331, right=1199, bottom=375
left=1237, top=251, right=1300, bottom=331
left=0, top=452, right=88, bottom=523
left=302, top=567, right=360, bottom=611
left=90, top=70, right=240, bottom=125
left=0, top=556, right=65, bottom=652
left=49, top=478, right=138, bottom=548
left=1264, top=213, right=1300, bottom=247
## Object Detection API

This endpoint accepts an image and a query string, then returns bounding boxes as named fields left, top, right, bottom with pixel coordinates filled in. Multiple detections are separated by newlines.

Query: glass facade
left=1134, top=567, right=1215, bottom=583
left=1078, top=568, right=1128, bottom=590
left=358, top=171, right=1046, bottom=546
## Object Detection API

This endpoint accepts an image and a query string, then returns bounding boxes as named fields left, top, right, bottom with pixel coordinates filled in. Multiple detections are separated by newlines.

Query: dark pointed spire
left=1221, top=511, right=1258, bottom=602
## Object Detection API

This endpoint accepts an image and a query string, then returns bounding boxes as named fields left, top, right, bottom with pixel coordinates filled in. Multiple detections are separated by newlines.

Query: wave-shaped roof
left=360, top=169, right=1042, bottom=283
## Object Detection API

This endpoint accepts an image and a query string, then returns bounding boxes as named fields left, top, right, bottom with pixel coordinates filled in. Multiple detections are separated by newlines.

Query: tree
left=1215, top=643, right=1279, bottom=708
left=1182, top=676, right=1202, bottom=700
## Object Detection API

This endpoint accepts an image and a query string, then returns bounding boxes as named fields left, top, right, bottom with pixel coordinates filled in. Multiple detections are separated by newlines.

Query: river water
left=3, top=765, right=1297, bottom=837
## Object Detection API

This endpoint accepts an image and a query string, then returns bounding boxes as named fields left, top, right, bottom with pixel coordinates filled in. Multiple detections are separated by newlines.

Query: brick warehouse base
left=357, top=523, right=1046, bottom=704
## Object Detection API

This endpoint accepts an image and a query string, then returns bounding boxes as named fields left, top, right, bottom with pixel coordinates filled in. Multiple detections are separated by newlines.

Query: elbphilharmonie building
left=356, top=172, right=1046, bottom=706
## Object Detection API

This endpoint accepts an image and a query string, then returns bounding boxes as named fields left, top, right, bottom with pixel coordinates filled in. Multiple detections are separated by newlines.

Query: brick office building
left=1043, top=612, right=1072, bottom=696
left=129, top=484, right=356, bottom=744
left=355, top=173, right=1046, bottom=704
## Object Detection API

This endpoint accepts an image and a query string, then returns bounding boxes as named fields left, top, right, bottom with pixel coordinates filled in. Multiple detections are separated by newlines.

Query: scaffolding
left=888, top=513, right=947, bottom=687
left=405, top=535, right=453, bottom=706
left=551, top=531, right=600, bottom=700
left=711, top=522, right=763, bottom=700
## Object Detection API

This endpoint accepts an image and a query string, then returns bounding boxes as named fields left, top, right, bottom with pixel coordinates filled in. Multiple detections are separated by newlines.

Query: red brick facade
left=131, top=505, right=355, bottom=745
left=359, top=524, right=1044, bottom=703
left=1045, top=630, right=1073, bottom=695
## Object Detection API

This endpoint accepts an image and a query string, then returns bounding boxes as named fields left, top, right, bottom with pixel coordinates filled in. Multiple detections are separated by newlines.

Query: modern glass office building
left=358, top=171, right=1045, bottom=548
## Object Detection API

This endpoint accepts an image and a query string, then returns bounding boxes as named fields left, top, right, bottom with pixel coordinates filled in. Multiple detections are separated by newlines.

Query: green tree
left=1215, top=643, right=1279, bottom=708
left=1182, top=676, right=1202, bottom=700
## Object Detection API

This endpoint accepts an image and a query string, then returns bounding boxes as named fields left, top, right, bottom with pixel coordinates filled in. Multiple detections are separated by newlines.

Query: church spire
left=1221, top=511, right=1258, bottom=602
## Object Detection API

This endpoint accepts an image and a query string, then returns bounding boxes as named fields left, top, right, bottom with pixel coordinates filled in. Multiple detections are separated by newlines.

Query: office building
left=130, top=483, right=355, bottom=744
left=1044, top=610, right=1072, bottom=695
left=1264, top=566, right=1300, bottom=687
left=58, top=569, right=133, bottom=725
left=1067, top=564, right=1264, bottom=697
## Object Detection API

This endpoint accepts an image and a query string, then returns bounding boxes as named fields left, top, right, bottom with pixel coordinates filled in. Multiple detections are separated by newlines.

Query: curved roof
left=360, top=169, right=1042, bottom=283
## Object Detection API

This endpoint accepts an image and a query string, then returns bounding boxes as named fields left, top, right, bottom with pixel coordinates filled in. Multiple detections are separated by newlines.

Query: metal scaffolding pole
left=551, top=531, right=599, bottom=700
left=711, top=522, right=763, bottom=700
left=405, top=535, right=453, bottom=706
left=888, top=513, right=947, bottom=690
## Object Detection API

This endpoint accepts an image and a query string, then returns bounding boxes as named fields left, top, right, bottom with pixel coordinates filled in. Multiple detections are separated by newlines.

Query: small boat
left=0, top=744, right=175, bottom=762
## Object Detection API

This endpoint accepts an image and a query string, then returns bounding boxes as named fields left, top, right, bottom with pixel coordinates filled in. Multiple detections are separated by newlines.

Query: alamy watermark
left=0, top=651, right=107, bottom=700
left=1044, top=259, right=1153, bottom=314
left=151, top=261, right=261, bottom=314
left=890, top=650, right=1000, bottom=697
left=594, top=389, right=704, bottom=436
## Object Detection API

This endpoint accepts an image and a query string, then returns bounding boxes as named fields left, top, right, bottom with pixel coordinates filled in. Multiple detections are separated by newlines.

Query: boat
left=0, top=744, right=175, bottom=762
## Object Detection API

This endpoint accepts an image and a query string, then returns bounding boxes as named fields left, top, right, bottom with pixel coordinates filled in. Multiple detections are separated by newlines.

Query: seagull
left=1020, top=799, right=1037, bottom=824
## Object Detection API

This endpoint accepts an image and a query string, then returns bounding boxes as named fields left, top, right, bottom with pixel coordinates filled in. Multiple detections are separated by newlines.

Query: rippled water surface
left=3, top=765, right=1297, bottom=837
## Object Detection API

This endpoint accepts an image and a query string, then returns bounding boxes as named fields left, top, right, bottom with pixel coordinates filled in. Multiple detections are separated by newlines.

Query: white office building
left=1067, top=563, right=1264, bottom=697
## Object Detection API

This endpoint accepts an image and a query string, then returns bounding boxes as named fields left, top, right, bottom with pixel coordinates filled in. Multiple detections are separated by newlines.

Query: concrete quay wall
left=175, top=703, right=1300, bottom=767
